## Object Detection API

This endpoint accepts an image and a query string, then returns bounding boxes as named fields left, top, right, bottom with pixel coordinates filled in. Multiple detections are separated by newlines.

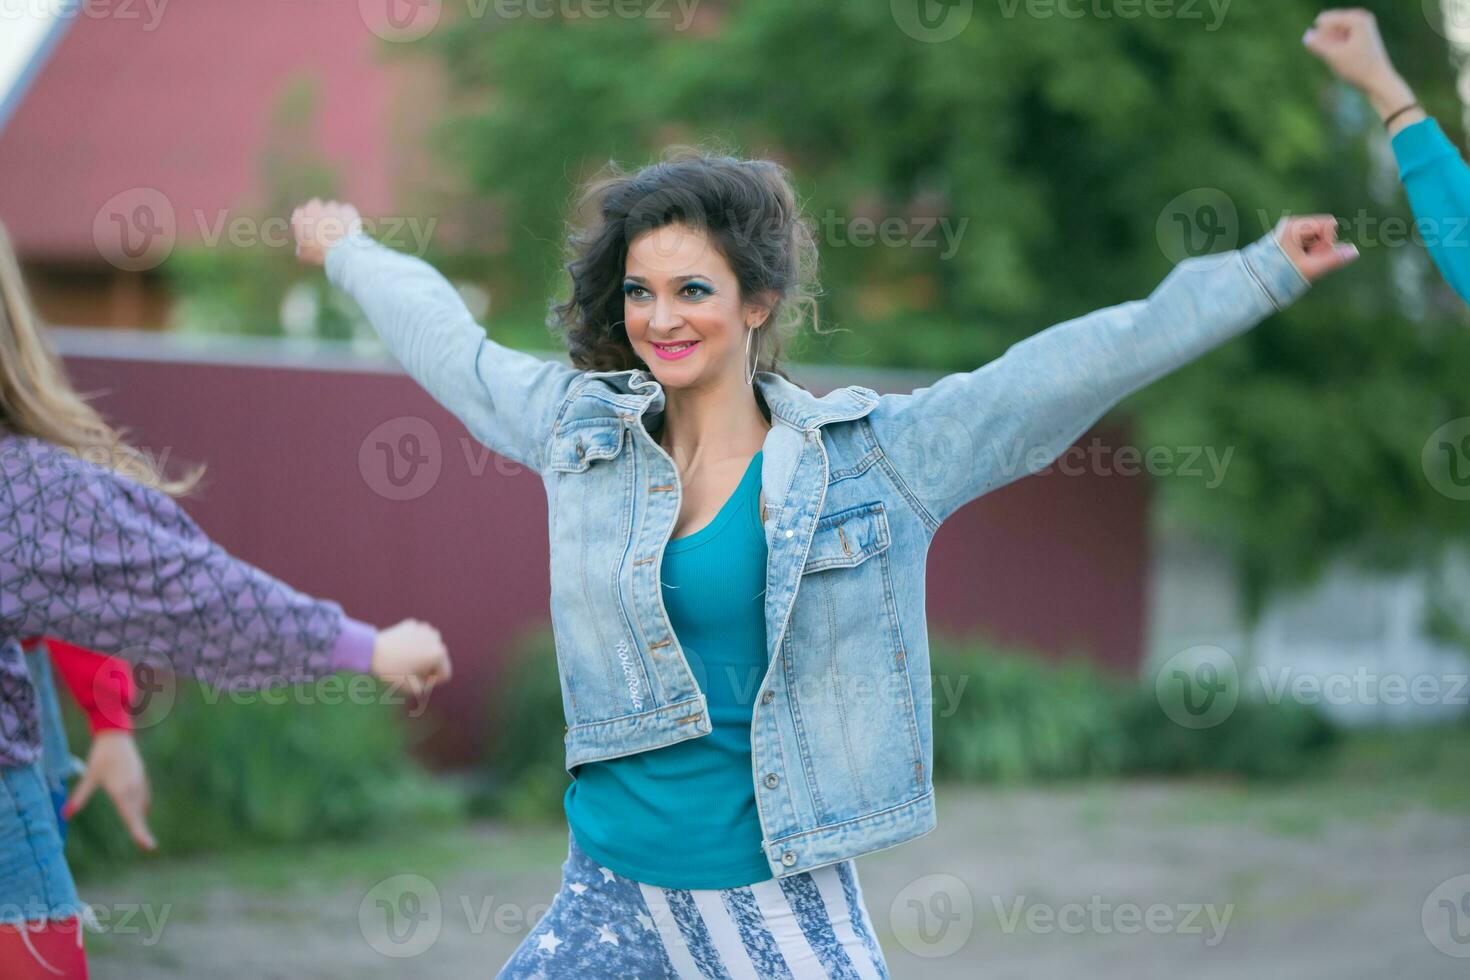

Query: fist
left=291, top=198, right=362, bottom=266
left=1274, top=214, right=1358, bottom=284
left=1302, top=9, right=1398, bottom=96
left=371, top=619, right=452, bottom=698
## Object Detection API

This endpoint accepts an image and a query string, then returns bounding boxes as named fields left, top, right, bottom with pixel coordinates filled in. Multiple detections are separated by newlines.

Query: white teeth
left=659, top=342, right=695, bottom=352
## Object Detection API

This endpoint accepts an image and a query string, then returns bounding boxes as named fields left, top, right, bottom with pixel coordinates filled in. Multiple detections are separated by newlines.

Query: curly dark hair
left=548, top=143, right=823, bottom=383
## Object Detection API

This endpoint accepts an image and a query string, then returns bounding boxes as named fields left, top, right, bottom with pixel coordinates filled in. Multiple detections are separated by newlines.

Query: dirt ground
left=77, top=780, right=1470, bottom=979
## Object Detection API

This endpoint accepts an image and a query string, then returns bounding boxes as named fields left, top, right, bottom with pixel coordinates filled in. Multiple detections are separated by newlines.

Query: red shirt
left=20, top=638, right=135, bottom=734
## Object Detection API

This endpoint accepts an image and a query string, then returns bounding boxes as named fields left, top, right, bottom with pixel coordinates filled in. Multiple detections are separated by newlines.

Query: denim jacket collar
left=568, top=367, right=879, bottom=433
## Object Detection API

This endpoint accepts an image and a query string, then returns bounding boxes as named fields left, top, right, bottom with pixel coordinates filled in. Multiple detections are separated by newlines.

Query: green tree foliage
left=422, top=0, right=1470, bottom=609
left=166, top=77, right=362, bottom=341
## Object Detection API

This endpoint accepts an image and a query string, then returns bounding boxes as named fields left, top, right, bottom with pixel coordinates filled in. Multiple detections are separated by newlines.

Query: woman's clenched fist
left=291, top=198, right=363, bottom=266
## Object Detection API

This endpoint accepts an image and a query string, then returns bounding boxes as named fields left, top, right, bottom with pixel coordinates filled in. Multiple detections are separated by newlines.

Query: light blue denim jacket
left=326, top=228, right=1310, bottom=878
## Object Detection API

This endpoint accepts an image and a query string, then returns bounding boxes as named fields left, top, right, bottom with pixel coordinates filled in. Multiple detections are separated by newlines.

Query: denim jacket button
left=764, top=772, right=779, bottom=789
left=781, top=851, right=797, bottom=867
left=761, top=690, right=774, bottom=704
left=784, top=529, right=794, bottom=539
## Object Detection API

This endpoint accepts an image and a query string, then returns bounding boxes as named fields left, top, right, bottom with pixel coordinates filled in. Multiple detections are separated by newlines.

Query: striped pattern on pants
left=496, top=828, right=890, bottom=979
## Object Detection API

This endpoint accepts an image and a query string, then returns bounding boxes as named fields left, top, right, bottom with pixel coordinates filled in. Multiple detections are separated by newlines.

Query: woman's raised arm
left=867, top=216, right=1355, bottom=530
left=293, top=199, right=584, bottom=474
left=1304, top=8, right=1470, bottom=304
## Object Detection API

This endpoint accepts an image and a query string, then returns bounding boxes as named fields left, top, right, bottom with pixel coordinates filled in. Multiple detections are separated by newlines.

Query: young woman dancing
left=295, top=151, right=1353, bottom=977
left=0, top=221, right=453, bottom=979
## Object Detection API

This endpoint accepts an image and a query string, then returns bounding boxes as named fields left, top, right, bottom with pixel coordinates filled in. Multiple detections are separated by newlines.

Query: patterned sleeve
left=1, top=440, right=376, bottom=687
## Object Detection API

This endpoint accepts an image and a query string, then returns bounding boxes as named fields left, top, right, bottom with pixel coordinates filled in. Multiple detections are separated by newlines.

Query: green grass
left=1143, top=721, right=1470, bottom=837
left=76, top=821, right=572, bottom=897
left=77, top=722, right=1469, bottom=906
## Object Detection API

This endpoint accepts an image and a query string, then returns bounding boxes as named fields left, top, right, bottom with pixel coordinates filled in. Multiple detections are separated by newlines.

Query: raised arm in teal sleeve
left=1391, top=117, right=1470, bottom=305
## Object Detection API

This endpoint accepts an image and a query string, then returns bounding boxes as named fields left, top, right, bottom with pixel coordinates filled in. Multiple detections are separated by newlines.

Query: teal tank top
left=563, top=451, right=772, bottom=888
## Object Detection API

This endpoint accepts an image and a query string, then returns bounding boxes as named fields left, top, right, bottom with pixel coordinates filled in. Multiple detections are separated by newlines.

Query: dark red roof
left=0, top=4, right=406, bottom=261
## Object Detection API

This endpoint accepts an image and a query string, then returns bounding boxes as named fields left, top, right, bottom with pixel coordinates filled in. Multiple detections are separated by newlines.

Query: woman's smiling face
left=623, top=223, right=768, bottom=389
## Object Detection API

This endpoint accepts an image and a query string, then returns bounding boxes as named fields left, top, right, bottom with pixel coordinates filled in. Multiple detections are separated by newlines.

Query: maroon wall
left=60, top=343, right=1148, bottom=765
left=927, top=465, right=1150, bottom=671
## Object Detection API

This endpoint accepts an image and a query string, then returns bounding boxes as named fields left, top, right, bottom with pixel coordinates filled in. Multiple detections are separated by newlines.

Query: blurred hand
left=290, top=198, right=363, bottom=266
left=1274, top=214, right=1359, bottom=284
left=1302, top=10, right=1414, bottom=115
left=63, top=731, right=156, bottom=851
left=372, top=619, right=452, bottom=699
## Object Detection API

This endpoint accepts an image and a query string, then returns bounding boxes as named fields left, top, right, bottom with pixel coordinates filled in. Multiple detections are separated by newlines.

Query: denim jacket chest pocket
left=802, top=499, right=891, bottom=572
left=545, top=417, right=628, bottom=473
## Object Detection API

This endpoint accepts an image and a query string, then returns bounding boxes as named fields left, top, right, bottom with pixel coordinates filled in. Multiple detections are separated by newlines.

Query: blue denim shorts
left=498, top=827, right=890, bottom=978
left=0, top=760, right=85, bottom=925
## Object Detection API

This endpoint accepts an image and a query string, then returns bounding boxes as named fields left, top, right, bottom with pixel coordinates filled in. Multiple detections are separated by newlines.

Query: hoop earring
left=745, top=327, right=761, bottom=385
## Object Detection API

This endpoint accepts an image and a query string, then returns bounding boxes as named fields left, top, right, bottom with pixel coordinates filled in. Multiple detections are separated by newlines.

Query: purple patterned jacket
left=0, top=434, right=376, bottom=770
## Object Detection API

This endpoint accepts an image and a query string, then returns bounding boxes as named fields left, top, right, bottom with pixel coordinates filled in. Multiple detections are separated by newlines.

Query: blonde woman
left=0, top=220, right=452, bottom=978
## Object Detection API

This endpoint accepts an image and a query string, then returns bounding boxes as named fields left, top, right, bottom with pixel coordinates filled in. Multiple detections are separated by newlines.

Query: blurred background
left=3, top=1, right=1469, bottom=976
